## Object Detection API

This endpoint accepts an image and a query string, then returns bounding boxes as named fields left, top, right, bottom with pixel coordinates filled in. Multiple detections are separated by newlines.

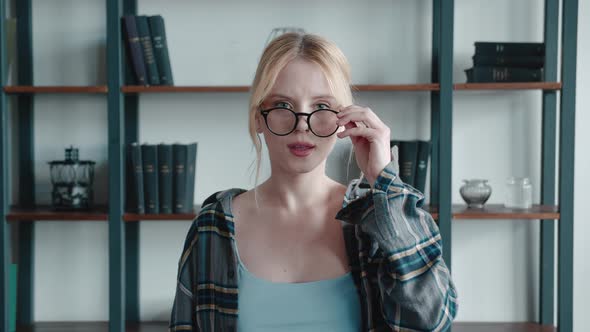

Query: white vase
left=460, top=179, right=492, bottom=208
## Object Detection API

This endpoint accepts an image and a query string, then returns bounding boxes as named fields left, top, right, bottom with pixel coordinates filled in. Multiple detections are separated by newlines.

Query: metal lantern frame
left=48, top=146, right=96, bottom=210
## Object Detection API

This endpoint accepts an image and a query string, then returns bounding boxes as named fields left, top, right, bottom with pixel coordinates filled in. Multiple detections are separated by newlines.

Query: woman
left=169, top=33, right=458, bottom=331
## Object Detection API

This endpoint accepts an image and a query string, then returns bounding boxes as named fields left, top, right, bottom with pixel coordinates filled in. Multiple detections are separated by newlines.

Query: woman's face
left=257, top=58, right=342, bottom=176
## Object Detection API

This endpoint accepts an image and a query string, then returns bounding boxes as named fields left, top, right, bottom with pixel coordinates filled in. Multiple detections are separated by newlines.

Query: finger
left=343, top=120, right=365, bottom=129
left=337, top=104, right=364, bottom=115
left=337, top=109, right=383, bottom=129
left=337, top=106, right=383, bottom=127
left=337, top=126, right=380, bottom=141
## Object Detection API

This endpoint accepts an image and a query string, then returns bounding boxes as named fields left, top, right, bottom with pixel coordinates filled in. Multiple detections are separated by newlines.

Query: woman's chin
left=274, top=156, right=317, bottom=174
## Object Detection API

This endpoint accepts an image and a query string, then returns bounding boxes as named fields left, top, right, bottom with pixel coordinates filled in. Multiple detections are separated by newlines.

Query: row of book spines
left=128, top=143, right=197, bottom=214
left=390, top=140, right=431, bottom=193
left=122, top=14, right=173, bottom=86
left=467, top=42, right=545, bottom=83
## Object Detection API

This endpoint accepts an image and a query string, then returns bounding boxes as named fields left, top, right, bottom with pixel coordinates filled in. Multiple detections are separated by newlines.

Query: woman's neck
left=258, top=167, right=336, bottom=213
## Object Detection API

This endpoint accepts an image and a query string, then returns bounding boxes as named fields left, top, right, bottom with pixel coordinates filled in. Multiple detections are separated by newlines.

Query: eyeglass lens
left=265, top=108, right=338, bottom=137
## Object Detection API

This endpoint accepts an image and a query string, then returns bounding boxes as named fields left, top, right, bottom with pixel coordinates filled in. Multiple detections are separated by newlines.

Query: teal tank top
left=236, top=255, right=362, bottom=331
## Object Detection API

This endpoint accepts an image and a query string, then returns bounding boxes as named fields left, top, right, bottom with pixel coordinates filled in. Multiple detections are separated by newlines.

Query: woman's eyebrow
left=265, top=94, right=335, bottom=102
left=266, top=94, right=292, bottom=100
left=312, top=95, right=336, bottom=101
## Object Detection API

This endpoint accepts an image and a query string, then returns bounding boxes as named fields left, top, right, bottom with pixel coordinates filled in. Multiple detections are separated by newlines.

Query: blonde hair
left=248, top=33, right=354, bottom=204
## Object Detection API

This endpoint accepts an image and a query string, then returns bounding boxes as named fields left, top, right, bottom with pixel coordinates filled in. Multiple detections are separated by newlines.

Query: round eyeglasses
left=259, top=107, right=340, bottom=137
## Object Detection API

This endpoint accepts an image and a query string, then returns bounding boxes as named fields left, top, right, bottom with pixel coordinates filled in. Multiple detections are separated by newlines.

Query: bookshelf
left=3, top=86, right=109, bottom=94
left=7, top=206, right=109, bottom=222
left=0, top=1, right=578, bottom=332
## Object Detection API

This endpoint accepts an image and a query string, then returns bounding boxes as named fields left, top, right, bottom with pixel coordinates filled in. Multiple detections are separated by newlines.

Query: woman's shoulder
left=193, top=188, right=248, bottom=222
left=179, top=189, right=246, bottom=258
left=199, top=188, right=246, bottom=208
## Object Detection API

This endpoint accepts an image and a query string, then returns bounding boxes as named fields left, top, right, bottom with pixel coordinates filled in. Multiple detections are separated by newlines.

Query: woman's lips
left=288, top=143, right=315, bottom=157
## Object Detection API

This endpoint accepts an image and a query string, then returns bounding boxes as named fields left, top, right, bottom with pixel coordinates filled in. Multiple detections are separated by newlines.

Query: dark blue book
left=136, top=15, right=161, bottom=85
left=474, top=42, right=544, bottom=56
left=127, top=143, right=145, bottom=214
left=148, top=15, right=174, bottom=85
left=465, top=66, right=543, bottom=83
left=157, top=143, right=173, bottom=214
left=185, top=143, right=198, bottom=214
left=141, top=144, right=159, bottom=214
left=472, top=54, right=545, bottom=68
left=173, top=144, right=188, bottom=213
left=121, top=15, right=147, bottom=85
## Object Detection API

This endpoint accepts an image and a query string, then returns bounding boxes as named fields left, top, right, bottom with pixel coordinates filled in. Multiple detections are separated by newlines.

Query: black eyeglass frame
left=259, top=107, right=340, bottom=137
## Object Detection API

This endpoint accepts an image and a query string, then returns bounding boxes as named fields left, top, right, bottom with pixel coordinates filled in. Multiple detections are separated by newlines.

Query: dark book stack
left=390, top=140, right=431, bottom=194
left=121, top=15, right=174, bottom=86
left=464, top=42, right=545, bottom=83
left=126, top=142, right=198, bottom=214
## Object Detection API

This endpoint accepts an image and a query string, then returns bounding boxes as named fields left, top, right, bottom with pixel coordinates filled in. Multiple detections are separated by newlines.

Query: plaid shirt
left=169, top=159, right=458, bottom=331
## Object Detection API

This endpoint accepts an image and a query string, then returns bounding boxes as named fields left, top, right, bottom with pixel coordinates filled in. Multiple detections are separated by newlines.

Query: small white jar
left=505, top=177, right=533, bottom=209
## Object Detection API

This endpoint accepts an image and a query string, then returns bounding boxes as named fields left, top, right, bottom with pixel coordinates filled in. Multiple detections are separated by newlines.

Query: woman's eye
left=316, top=103, right=330, bottom=109
left=275, top=101, right=291, bottom=109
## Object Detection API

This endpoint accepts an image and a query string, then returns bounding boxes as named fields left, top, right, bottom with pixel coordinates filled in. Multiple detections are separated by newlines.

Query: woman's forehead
left=270, top=58, right=333, bottom=99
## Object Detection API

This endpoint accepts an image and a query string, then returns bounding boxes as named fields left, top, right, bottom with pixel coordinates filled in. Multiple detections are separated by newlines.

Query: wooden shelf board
left=353, top=83, right=440, bottom=91
left=0, top=83, right=561, bottom=94
left=122, top=82, right=561, bottom=93
left=15, top=321, right=556, bottom=332
left=424, top=204, right=559, bottom=220
left=123, top=205, right=200, bottom=221
left=4, top=86, right=108, bottom=94
left=16, top=321, right=167, bottom=332
left=122, top=85, right=250, bottom=93
left=452, top=322, right=557, bottom=332
left=7, top=205, right=109, bottom=221
left=454, top=82, right=562, bottom=90
left=453, top=204, right=559, bottom=219
left=122, top=83, right=440, bottom=93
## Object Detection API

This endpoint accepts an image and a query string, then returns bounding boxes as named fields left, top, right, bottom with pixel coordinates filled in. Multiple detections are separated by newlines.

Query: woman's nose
left=294, top=113, right=310, bottom=132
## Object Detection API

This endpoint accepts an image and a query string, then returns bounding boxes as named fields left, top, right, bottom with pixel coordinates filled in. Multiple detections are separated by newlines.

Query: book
left=415, top=140, right=431, bottom=193
left=122, top=34, right=136, bottom=85
left=157, top=144, right=173, bottom=214
left=148, top=15, right=174, bottom=85
left=121, top=15, right=147, bottom=85
left=465, top=66, right=543, bottom=83
left=474, top=42, right=544, bottom=56
left=141, top=144, right=159, bottom=214
left=185, top=143, right=198, bottom=214
left=399, top=140, right=419, bottom=187
left=472, top=54, right=545, bottom=68
left=173, top=144, right=188, bottom=213
left=135, top=15, right=161, bottom=85
left=127, top=143, right=145, bottom=214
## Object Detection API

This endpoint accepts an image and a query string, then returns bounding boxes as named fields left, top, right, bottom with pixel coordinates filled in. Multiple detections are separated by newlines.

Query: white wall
left=12, top=0, right=588, bottom=329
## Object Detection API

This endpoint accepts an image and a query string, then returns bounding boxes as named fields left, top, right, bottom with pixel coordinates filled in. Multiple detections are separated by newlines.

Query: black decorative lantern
left=48, top=146, right=95, bottom=210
